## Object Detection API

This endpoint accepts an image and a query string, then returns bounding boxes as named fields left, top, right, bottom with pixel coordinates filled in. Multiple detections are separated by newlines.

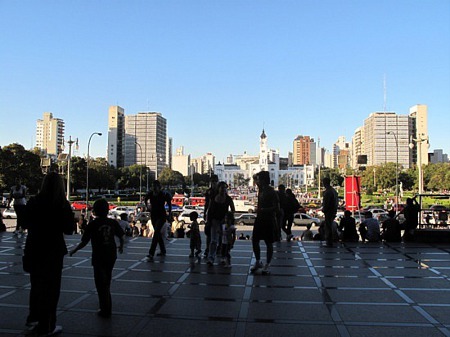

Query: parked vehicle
left=71, top=201, right=92, bottom=211
left=178, top=211, right=205, bottom=226
left=233, top=200, right=256, bottom=213
left=2, top=208, right=17, bottom=219
left=235, top=213, right=257, bottom=226
left=366, top=208, right=388, bottom=220
left=110, top=206, right=136, bottom=216
left=293, top=213, right=320, bottom=227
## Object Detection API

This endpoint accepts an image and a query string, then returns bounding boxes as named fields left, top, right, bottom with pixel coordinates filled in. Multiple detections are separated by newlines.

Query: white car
left=293, top=213, right=320, bottom=227
left=2, top=208, right=17, bottom=219
left=178, top=211, right=205, bottom=226
left=366, top=208, right=388, bottom=219
left=110, top=206, right=135, bottom=216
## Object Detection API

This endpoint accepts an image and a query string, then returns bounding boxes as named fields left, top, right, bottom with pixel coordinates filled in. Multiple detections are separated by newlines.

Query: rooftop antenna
left=383, top=73, right=387, bottom=112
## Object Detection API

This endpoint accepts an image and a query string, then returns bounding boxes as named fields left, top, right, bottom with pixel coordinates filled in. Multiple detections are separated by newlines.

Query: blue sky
left=1, top=0, right=449, bottom=163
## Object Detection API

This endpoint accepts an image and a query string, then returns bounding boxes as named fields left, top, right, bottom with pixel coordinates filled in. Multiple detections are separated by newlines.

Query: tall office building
left=124, top=112, right=167, bottom=180
left=332, top=136, right=350, bottom=169
left=172, top=146, right=190, bottom=176
left=351, top=127, right=365, bottom=168
left=36, top=112, right=65, bottom=157
left=293, top=135, right=312, bottom=165
left=362, top=112, right=411, bottom=168
left=107, top=106, right=125, bottom=168
left=409, top=104, right=429, bottom=167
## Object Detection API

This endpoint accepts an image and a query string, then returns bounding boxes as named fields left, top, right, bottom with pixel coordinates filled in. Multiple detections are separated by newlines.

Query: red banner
left=345, top=176, right=361, bottom=211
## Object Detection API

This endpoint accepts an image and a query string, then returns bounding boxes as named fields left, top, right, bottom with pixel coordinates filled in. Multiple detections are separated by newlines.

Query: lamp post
left=135, top=141, right=143, bottom=199
left=65, top=136, right=78, bottom=200
left=409, top=134, right=428, bottom=194
left=387, top=131, right=399, bottom=212
left=86, top=132, right=102, bottom=216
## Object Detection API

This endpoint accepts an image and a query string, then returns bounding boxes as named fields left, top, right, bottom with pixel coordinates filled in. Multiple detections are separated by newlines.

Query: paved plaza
left=1, top=230, right=450, bottom=337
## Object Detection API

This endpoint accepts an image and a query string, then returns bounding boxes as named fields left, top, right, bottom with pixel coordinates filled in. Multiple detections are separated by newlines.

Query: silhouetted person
left=206, top=181, right=235, bottom=265
left=284, top=188, right=300, bottom=241
left=8, top=178, right=27, bottom=235
left=189, top=211, right=202, bottom=258
left=339, top=210, right=359, bottom=242
left=322, top=177, right=338, bottom=247
left=204, top=174, right=219, bottom=258
left=382, top=210, right=403, bottom=242
left=402, top=197, right=419, bottom=241
left=250, top=171, right=280, bottom=274
left=145, top=180, right=172, bottom=259
left=70, top=199, right=124, bottom=318
left=23, top=172, right=74, bottom=335
left=276, top=184, right=287, bottom=242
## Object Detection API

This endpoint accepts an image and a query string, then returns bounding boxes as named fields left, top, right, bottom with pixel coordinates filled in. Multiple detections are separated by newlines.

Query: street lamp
left=65, top=136, right=78, bottom=200
left=86, top=132, right=102, bottom=216
left=135, top=141, right=143, bottom=199
left=387, top=131, right=399, bottom=212
left=409, top=134, right=429, bottom=194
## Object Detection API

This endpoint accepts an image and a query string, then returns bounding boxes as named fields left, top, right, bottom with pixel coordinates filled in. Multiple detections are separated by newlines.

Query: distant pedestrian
left=206, top=181, right=235, bottom=266
left=220, top=211, right=236, bottom=267
left=70, top=199, right=124, bottom=318
left=189, top=211, right=202, bottom=258
left=322, top=177, right=338, bottom=247
left=359, top=211, right=381, bottom=242
left=8, top=178, right=27, bottom=235
left=381, top=210, right=403, bottom=242
left=338, top=210, right=359, bottom=242
left=204, top=174, right=219, bottom=258
left=23, top=172, right=74, bottom=335
left=301, top=223, right=314, bottom=241
left=402, top=197, right=420, bottom=241
left=284, top=188, right=300, bottom=241
left=145, top=180, right=172, bottom=260
left=250, top=171, right=280, bottom=275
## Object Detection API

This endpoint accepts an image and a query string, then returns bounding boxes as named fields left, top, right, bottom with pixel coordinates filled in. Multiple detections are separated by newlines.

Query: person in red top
left=70, top=199, right=124, bottom=318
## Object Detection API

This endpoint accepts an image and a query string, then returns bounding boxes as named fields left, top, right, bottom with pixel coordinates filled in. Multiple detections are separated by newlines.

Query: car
left=71, top=201, right=92, bottom=211
left=235, top=213, right=257, bottom=226
left=2, top=208, right=17, bottom=219
left=366, top=208, right=388, bottom=219
left=178, top=211, right=205, bottom=226
left=110, top=206, right=136, bottom=216
left=293, top=213, right=320, bottom=226
left=136, top=212, right=151, bottom=224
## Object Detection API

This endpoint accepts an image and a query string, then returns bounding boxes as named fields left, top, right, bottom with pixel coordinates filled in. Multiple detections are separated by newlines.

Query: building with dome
left=215, top=130, right=315, bottom=188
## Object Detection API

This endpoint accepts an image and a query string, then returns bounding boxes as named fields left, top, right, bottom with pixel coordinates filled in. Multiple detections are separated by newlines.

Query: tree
left=158, top=167, right=185, bottom=187
left=0, top=144, right=43, bottom=193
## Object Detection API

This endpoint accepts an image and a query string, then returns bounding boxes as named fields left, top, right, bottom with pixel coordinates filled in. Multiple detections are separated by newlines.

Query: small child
left=220, top=212, right=236, bottom=267
left=70, top=199, right=124, bottom=318
left=301, top=223, right=314, bottom=241
left=188, top=212, right=202, bottom=258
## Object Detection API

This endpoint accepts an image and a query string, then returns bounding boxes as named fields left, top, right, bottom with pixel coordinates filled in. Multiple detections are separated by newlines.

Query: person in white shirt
left=8, top=179, right=27, bottom=235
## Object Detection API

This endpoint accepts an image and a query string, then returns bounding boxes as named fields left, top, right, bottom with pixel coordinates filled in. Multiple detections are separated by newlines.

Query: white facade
left=36, top=112, right=65, bottom=157
left=107, top=106, right=125, bottom=168
left=172, top=146, right=190, bottom=176
left=124, top=112, right=167, bottom=180
left=215, top=130, right=315, bottom=188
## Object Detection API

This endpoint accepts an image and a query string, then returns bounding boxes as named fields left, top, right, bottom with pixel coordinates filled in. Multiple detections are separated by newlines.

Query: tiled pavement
left=2, top=231, right=450, bottom=337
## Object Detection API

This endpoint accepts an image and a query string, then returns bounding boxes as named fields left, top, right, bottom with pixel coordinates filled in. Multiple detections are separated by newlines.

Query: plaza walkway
left=1, top=231, right=450, bottom=337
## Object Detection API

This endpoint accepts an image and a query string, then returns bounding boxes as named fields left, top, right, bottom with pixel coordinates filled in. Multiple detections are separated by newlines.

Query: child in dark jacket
left=70, top=199, right=124, bottom=318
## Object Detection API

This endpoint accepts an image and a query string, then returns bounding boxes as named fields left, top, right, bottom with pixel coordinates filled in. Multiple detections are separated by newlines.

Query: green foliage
left=158, top=167, right=185, bottom=187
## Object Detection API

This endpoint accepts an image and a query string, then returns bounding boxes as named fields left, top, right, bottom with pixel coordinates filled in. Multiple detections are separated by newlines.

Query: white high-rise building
left=172, top=146, right=190, bottom=176
left=107, top=106, right=125, bottom=168
left=124, top=112, right=167, bottom=180
left=409, top=104, right=429, bottom=167
left=363, top=112, right=411, bottom=168
left=36, top=112, right=65, bottom=158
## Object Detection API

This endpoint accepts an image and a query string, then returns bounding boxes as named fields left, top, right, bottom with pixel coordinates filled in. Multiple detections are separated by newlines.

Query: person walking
left=284, top=188, right=300, bottom=241
left=188, top=211, right=202, bottom=258
left=206, top=181, right=235, bottom=266
left=250, top=171, right=280, bottom=275
left=322, top=177, right=338, bottom=247
left=203, top=174, right=219, bottom=258
left=70, top=199, right=124, bottom=318
left=8, top=178, right=27, bottom=235
left=276, top=184, right=287, bottom=242
left=23, top=172, right=74, bottom=335
left=145, top=180, right=172, bottom=260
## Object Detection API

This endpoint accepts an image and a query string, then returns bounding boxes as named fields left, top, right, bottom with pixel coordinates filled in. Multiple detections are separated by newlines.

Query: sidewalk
left=1, top=232, right=450, bottom=337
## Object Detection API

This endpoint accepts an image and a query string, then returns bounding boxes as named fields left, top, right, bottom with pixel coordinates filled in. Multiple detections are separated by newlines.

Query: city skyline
left=1, top=1, right=449, bottom=161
